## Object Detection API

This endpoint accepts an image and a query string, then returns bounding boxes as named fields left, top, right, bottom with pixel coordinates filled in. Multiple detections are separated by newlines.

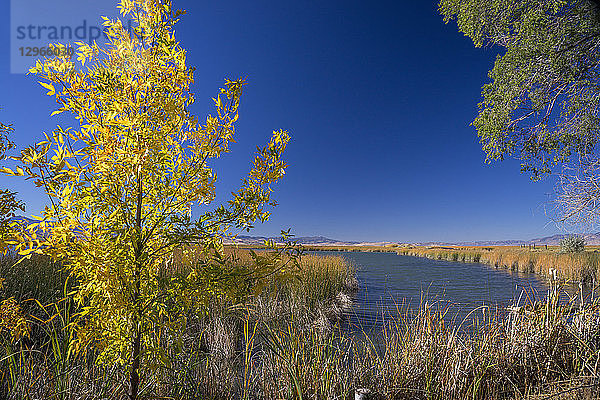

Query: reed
left=0, top=249, right=358, bottom=399
left=1, top=251, right=599, bottom=399
left=398, top=246, right=600, bottom=284
left=350, top=289, right=600, bottom=399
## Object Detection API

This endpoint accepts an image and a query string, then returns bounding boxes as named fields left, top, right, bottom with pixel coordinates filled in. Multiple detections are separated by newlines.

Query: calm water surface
left=316, top=251, right=556, bottom=330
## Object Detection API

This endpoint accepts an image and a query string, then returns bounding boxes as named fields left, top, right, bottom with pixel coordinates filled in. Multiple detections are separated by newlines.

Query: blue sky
left=0, top=1, right=564, bottom=243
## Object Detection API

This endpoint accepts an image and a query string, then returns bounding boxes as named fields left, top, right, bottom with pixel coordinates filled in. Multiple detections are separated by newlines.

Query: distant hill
left=529, top=233, right=600, bottom=246
left=415, top=239, right=526, bottom=247
left=226, top=235, right=359, bottom=246
left=8, top=216, right=36, bottom=226
left=226, top=235, right=407, bottom=246
left=416, top=232, right=600, bottom=247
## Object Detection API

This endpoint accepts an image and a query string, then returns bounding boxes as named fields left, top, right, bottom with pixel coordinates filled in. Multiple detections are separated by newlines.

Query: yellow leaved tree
left=4, top=1, right=292, bottom=398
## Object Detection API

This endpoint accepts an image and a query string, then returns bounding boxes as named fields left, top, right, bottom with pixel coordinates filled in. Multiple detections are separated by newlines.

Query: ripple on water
left=314, top=251, right=583, bottom=333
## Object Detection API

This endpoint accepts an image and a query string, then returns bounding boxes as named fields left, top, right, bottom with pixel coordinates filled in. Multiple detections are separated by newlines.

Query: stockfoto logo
left=10, top=0, right=133, bottom=74
left=15, top=19, right=134, bottom=43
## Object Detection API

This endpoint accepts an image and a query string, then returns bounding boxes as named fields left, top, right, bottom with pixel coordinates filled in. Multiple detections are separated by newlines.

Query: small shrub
left=560, top=235, right=585, bottom=253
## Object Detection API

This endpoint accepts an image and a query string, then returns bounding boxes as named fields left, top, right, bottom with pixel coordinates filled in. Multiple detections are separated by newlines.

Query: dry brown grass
left=395, top=246, right=599, bottom=284
left=1, top=251, right=599, bottom=399
left=0, top=250, right=358, bottom=399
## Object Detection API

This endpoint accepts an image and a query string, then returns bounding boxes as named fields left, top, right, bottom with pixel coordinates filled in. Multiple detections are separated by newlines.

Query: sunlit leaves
left=39, top=81, right=55, bottom=96
left=0, top=296, right=30, bottom=342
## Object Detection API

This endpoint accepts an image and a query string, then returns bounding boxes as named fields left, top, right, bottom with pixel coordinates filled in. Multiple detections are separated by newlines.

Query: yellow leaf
left=77, top=52, right=86, bottom=66
left=18, top=248, right=34, bottom=256
left=39, top=81, right=55, bottom=96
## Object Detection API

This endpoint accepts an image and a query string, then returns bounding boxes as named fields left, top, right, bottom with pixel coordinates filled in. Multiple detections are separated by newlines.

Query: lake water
left=317, top=251, right=559, bottom=331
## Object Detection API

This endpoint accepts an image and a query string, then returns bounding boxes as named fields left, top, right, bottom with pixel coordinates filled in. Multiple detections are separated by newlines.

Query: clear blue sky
left=0, top=0, right=565, bottom=243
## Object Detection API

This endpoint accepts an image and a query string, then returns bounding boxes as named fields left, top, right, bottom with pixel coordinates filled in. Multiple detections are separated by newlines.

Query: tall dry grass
left=0, top=250, right=358, bottom=399
left=168, top=287, right=600, bottom=399
left=398, top=246, right=600, bottom=284
left=1, top=251, right=599, bottom=399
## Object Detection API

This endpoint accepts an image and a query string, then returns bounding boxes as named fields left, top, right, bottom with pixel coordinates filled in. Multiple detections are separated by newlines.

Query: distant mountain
left=529, top=233, right=600, bottom=245
left=8, top=216, right=37, bottom=226
left=416, top=232, right=600, bottom=246
left=226, top=235, right=359, bottom=246
left=415, top=239, right=526, bottom=247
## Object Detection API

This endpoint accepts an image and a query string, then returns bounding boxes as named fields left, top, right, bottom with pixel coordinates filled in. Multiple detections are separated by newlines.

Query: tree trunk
left=130, top=167, right=143, bottom=400
left=129, top=328, right=141, bottom=400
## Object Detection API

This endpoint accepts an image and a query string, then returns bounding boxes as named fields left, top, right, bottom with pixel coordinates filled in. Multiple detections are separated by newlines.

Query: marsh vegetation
left=1, top=249, right=599, bottom=399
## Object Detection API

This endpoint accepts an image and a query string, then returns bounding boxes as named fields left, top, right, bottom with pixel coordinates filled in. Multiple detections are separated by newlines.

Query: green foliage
left=560, top=233, right=586, bottom=252
left=439, top=0, right=600, bottom=179
left=2, top=0, right=293, bottom=397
